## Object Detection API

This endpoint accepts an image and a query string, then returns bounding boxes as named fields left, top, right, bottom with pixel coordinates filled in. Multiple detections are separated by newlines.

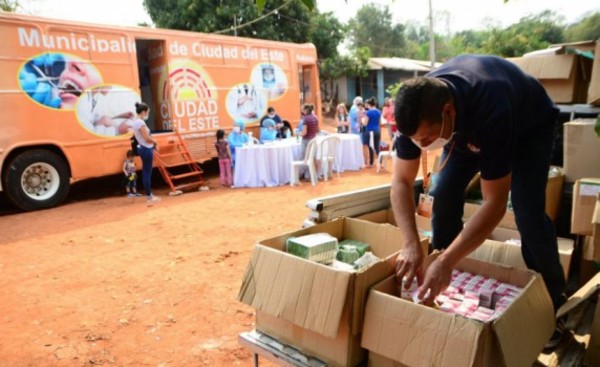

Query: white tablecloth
left=233, top=134, right=364, bottom=188
left=234, top=139, right=301, bottom=188
left=323, top=133, right=364, bottom=172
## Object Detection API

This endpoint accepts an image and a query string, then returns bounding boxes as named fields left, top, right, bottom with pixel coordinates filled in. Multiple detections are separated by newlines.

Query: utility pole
left=234, top=15, right=237, bottom=36
left=428, top=0, right=436, bottom=68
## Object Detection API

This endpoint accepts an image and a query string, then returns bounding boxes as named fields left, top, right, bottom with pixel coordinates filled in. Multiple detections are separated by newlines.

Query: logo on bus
left=157, top=59, right=219, bottom=132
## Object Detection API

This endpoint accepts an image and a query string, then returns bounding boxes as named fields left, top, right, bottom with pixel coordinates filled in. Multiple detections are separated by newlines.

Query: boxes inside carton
left=238, top=217, right=428, bottom=367
left=361, top=256, right=555, bottom=367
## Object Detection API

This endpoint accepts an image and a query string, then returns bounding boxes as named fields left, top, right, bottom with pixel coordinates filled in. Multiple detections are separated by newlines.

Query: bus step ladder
left=154, top=130, right=205, bottom=195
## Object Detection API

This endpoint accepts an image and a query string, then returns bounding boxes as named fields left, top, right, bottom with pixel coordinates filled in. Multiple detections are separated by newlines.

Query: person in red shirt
left=382, top=97, right=396, bottom=140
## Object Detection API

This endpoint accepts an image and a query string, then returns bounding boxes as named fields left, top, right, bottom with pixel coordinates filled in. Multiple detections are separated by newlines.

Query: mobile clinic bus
left=0, top=12, right=321, bottom=210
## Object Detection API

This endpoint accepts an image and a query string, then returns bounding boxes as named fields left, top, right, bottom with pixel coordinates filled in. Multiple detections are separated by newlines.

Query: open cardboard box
left=237, top=217, right=428, bottom=367
left=361, top=255, right=555, bottom=367
left=557, top=272, right=600, bottom=366
left=357, top=208, right=573, bottom=278
left=507, top=41, right=597, bottom=104
left=471, top=227, right=574, bottom=279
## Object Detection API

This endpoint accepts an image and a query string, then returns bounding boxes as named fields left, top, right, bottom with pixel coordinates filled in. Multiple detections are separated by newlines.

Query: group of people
left=212, top=103, right=321, bottom=187
left=334, top=96, right=397, bottom=168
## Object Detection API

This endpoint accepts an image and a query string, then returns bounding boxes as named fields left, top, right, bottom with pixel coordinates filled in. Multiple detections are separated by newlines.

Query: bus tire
left=3, top=150, right=70, bottom=211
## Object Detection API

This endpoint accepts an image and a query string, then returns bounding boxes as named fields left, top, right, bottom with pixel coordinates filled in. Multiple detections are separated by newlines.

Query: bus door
left=299, top=64, right=321, bottom=121
left=135, top=38, right=168, bottom=132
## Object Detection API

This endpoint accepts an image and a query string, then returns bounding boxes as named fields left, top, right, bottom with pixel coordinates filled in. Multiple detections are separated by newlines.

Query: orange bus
left=0, top=12, right=321, bottom=210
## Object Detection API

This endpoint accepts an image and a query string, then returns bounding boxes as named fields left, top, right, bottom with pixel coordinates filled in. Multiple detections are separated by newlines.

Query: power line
left=213, top=0, right=294, bottom=35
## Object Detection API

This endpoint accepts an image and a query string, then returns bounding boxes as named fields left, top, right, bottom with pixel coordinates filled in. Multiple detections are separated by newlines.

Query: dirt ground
left=0, top=120, right=397, bottom=366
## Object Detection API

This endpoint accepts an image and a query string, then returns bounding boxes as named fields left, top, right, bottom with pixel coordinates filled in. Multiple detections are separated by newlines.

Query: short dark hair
left=302, top=104, right=314, bottom=114
left=366, top=97, right=377, bottom=107
left=216, top=129, right=225, bottom=139
left=394, top=77, right=451, bottom=136
left=267, top=107, right=275, bottom=113
left=135, top=102, right=149, bottom=114
left=126, top=150, right=135, bottom=158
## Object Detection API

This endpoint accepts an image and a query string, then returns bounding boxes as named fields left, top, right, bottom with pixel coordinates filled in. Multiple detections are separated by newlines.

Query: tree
left=482, top=10, right=564, bottom=57
left=347, top=4, right=406, bottom=57
left=309, top=12, right=345, bottom=60
left=565, top=12, right=600, bottom=42
left=0, top=0, right=20, bottom=11
left=319, top=47, right=370, bottom=111
left=143, top=0, right=311, bottom=43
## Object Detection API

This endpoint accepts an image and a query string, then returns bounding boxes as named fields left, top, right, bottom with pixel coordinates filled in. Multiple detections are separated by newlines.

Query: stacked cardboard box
left=507, top=41, right=599, bottom=105
left=361, top=255, right=555, bottom=367
left=238, top=217, right=428, bottom=366
left=564, top=121, right=600, bottom=183
left=572, top=179, right=600, bottom=261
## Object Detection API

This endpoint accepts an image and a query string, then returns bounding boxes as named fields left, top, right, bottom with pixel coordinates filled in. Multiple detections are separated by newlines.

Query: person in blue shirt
left=260, top=118, right=277, bottom=143
left=391, top=55, right=565, bottom=350
left=227, top=119, right=249, bottom=167
left=362, top=97, right=382, bottom=167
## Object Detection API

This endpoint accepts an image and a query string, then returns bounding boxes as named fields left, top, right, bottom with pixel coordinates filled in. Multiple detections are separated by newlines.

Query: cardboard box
left=582, top=197, right=600, bottom=261
left=508, top=54, right=591, bottom=103
left=238, top=217, right=428, bottom=367
left=469, top=227, right=574, bottom=279
left=571, top=179, right=600, bottom=235
left=465, top=167, right=564, bottom=224
left=356, top=209, right=432, bottom=238
left=464, top=202, right=518, bottom=230
left=564, top=121, right=600, bottom=183
left=557, top=272, right=600, bottom=367
left=362, top=255, right=555, bottom=367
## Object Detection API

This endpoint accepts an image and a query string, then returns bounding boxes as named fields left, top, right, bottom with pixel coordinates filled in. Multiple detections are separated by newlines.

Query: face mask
left=233, top=126, right=241, bottom=133
left=411, top=113, right=454, bottom=151
left=143, top=114, right=149, bottom=121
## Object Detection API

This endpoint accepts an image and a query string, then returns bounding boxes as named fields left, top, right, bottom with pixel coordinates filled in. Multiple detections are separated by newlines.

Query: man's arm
left=391, top=155, right=423, bottom=288
left=418, top=174, right=511, bottom=303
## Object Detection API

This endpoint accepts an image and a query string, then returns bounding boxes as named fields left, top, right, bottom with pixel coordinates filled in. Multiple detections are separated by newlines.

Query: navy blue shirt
left=395, top=55, right=558, bottom=180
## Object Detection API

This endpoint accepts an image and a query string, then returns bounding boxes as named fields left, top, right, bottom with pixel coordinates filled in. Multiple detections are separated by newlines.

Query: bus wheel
left=3, top=150, right=70, bottom=211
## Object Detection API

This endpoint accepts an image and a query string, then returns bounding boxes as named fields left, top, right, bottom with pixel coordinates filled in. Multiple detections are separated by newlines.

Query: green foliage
left=565, top=12, right=600, bottom=42
left=481, top=11, right=564, bottom=57
left=308, top=12, right=345, bottom=60
left=385, top=82, right=402, bottom=100
left=0, top=0, right=20, bottom=11
left=347, top=4, right=406, bottom=57
left=143, top=0, right=311, bottom=43
left=319, top=47, right=370, bottom=106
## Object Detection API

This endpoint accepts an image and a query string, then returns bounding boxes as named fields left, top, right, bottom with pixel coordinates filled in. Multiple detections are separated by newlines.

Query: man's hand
left=417, top=257, right=452, bottom=305
left=395, top=243, right=424, bottom=290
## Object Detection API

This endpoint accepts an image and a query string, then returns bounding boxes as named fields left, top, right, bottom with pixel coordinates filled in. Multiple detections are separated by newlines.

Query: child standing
left=123, top=150, right=142, bottom=197
left=215, top=129, right=233, bottom=187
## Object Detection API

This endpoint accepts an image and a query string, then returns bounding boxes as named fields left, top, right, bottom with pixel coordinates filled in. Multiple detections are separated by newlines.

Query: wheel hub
left=23, top=165, right=51, bottom=196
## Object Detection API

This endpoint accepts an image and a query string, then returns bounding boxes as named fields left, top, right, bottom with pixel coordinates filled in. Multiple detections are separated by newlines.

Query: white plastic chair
left=377, top=134, right=397, bottom=173
left=319, top=135, right=341, bottom=181
left=290, top=139, right=318, bottom=186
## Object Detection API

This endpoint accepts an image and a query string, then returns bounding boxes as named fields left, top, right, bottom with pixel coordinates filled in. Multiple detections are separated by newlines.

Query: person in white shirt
left=131, top=102, right=160, bottom=204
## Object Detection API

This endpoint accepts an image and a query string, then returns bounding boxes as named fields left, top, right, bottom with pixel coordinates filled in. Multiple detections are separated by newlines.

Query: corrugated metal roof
left=367, top=57, right=442, bottom=71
